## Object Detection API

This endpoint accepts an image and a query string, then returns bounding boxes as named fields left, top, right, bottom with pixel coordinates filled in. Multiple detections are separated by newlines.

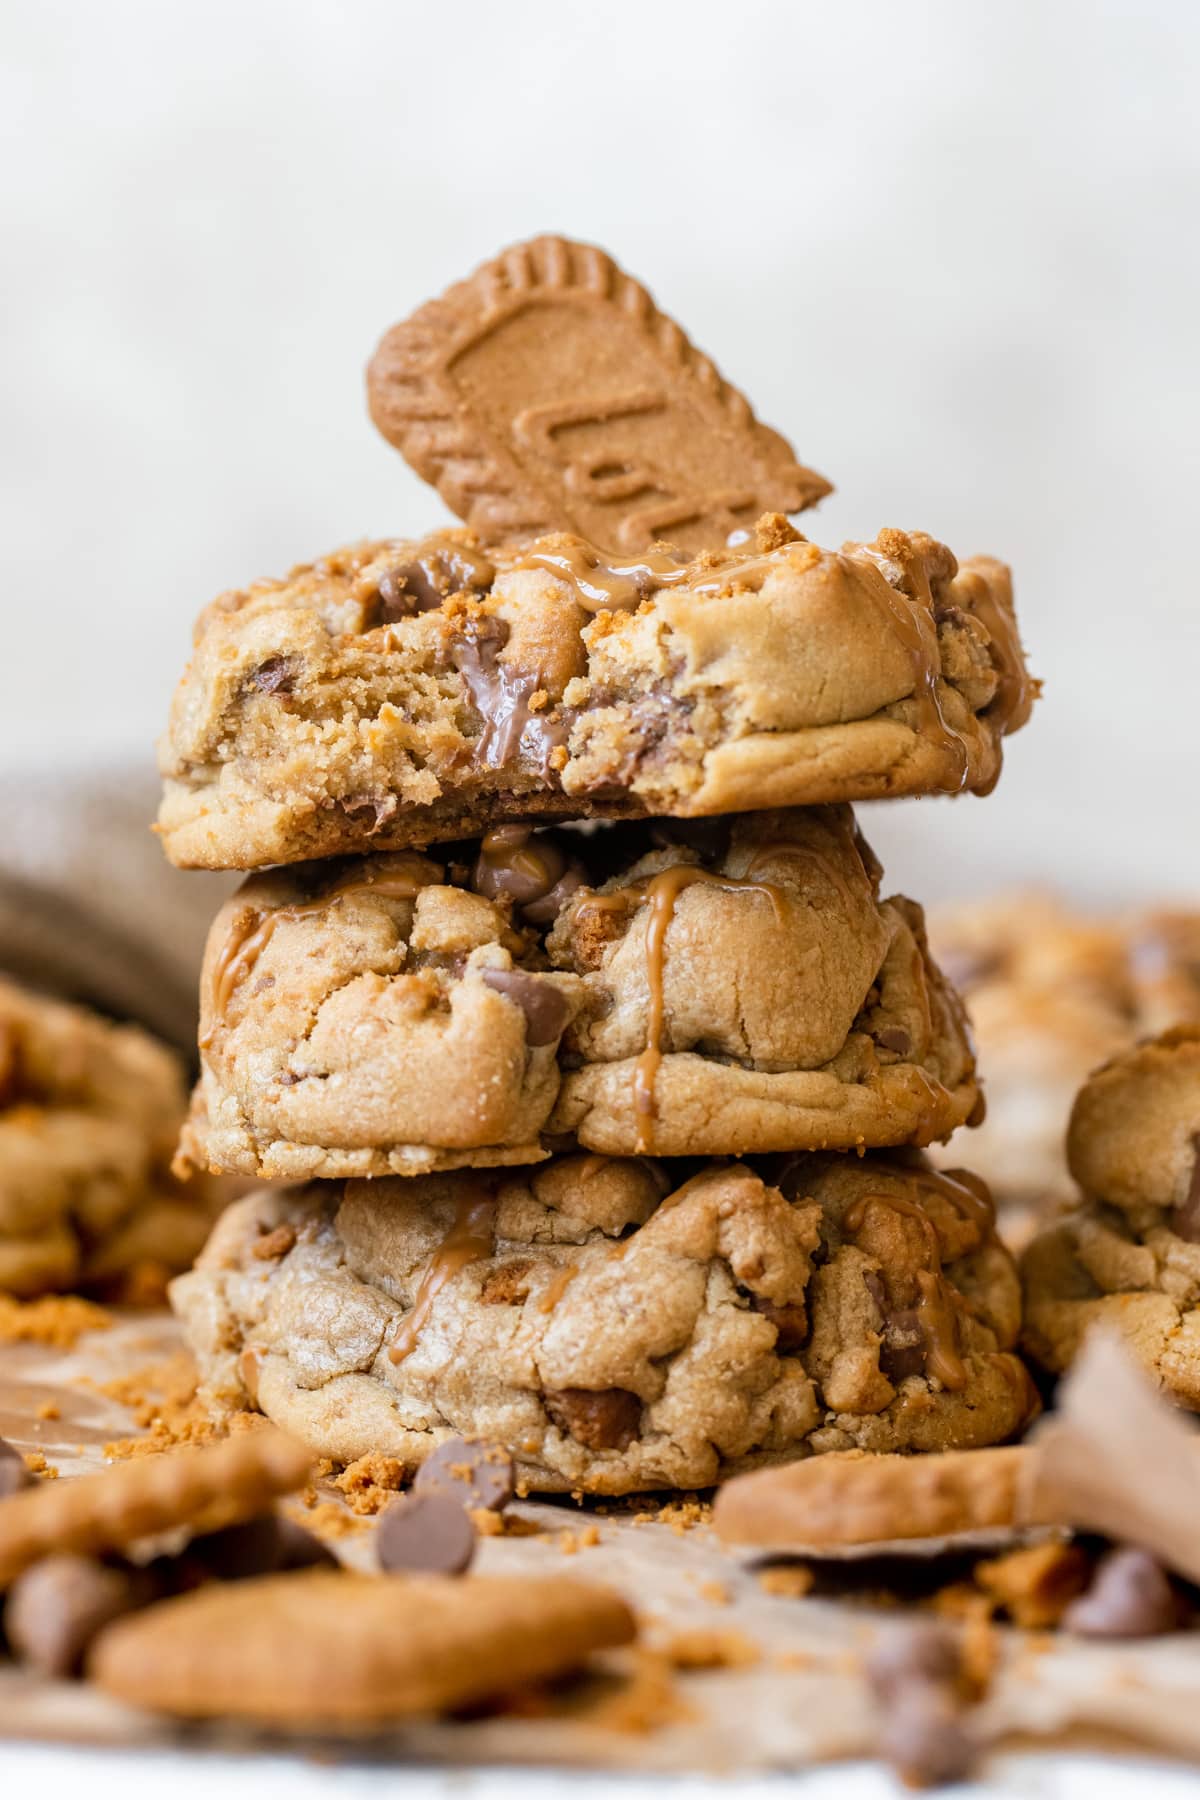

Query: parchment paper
left=2, top=1313, right=1200, bottom=1775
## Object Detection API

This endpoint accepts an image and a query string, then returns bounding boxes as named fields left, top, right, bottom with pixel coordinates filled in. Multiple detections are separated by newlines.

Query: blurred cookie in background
left=928, top=894, right=1200, bottom=1248
left=0, top=976, right=221, bottom=1300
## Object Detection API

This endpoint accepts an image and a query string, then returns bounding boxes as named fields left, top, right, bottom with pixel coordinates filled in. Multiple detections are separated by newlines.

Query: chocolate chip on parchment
left=867, top=1621, right=977, bottom=1788
left=1063, top=1546, right=1184, bottom=1638
left=5, top=1554, right=156, bottom=1678
left=0, top=1436, right=33, bottom=1498
left=480, top=969, right=572, bottom=1047
left=544, top=1387, right=642, bottom=1453
left=376, top=1492, right=476, bottom=1576
left=414, top=1437, right=515, bottom=1514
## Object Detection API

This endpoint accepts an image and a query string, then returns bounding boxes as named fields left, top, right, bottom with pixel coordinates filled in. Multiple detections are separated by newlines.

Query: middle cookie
left=181, top=806, right=978, bottom=1179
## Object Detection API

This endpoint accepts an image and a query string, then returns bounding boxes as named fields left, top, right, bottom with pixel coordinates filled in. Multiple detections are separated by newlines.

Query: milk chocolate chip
left=1063, top=1546, right=1184, bottom=1638
left=414, top=1437, right=515, bottom=1514
left=544, top=1387, right=641, bottom=1452
left=376, top=1492, right=476, bottom=1576
left=481, top=968, right=573, bottom=1047
left=375, top=542, right=495, bottom=620
left=867, top=1622, right=977, bottom=1789
left=187, top=1512, right=335, bottom=1581
left=472, top=826, right=585, bottom=925
left=5, top=1554, right=156, bottom=1678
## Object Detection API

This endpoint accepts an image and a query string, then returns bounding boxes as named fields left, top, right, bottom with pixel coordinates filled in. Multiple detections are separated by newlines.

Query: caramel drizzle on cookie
left=204, top=856, right=435, bottom=1044
left=575, top=866, right=787, bottom=1151
left=389, top=1189, right=498, bottom=1364
left=843, top=1167, right=997, bottom=1393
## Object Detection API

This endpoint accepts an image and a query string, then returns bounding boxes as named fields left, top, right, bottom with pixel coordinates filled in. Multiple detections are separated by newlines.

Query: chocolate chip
left=414, top=1437, right=515, bottom=1513
left=472, top=826, right=586, bottom=925
left=862, top=1275, right=927, bottom=1383
left=1063, top=1546, right=1184, bottom=1638
left=185, top=1512, right=336, bottom=1581
left=875, top=1026, right=912, bottom=1057
left=1170, top=1136, right=1200, bottom=1243
left=481, top=969, right=572, bottom=1047
left=877, top=1682, right=976, bottom=1789
left=250, top=655, right=300, bottom=696
left=376, top=546, right=495, bottom=621
left=544, top=1387, right=641, bottom=1452
left=0, top=1436, right=32, bottom=1497
left=4, top=1555, right=156, bottom=1678
left=750, top=1294, right=809, bottom=1351
left=867, top=1623, right=976, bottom=1788
left=340, top=792, right=399, bottom=835
left=867, top=1620, right=963, bottom=1701
left=376, top=1492, right=476, bottom=1575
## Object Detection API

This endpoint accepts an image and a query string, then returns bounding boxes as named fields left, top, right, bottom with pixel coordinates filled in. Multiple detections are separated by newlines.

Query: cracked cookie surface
left=172, top=1151, right=1030, bottom=1494
left=1021, top=1028, right=1200, bottom=1402
left=157, top=516, right=1033, bottom=871
left=0, top=978, right=220, bottom=1297
left=179, top=808, right=978, bottom=1178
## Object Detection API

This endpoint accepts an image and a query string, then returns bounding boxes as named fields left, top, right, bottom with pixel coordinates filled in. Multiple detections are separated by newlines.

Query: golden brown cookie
left=1022, top=1029, right=1200, bottom=1402
left=90, top=1567, right=634, bottom=1725
left=172, top=1152, right=1029, bottom=1495
left=0, top=1429, right=312, bottom=1589
left=367, top=234, right=830, bottom=557
left=928, top=897, right=1200, bottom=1237
left=713, top=1444, right=1043, bottom=1550
left=179, top=810, right=977, bottom=1178
left=0, top=977, right=221, bottom=1297
left=156, top=518, right=1032, bottom=872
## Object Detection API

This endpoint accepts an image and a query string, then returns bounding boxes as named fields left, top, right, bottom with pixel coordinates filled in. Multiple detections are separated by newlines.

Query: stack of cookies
left=163, top=237, right=1039, bottom=1494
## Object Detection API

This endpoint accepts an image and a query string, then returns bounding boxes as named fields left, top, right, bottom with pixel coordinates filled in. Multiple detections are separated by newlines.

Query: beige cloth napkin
left=0, top=761, right=235, bottom=1054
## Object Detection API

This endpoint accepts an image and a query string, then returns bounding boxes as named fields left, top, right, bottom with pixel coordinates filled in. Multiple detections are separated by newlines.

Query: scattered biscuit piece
left=89, top=1569, right=636, bottom=1726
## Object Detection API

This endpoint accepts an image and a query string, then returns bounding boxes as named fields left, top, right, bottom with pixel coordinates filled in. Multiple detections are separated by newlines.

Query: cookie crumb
left=332, top=1453, right=407, bottom=1515
left=556, top=1524, right=601, bottom=1555
left=662, top=1628, right=760, bottom=1670
left=581, top=1648, right=692, bottom=1733
left=35, top=1402, right=61, bottom=1422
left=757, top=1564, right=814, bottom=1599
left=23, top=1451, right=58, bottom=1479
left=0, top=1294, right=111, bottom=1348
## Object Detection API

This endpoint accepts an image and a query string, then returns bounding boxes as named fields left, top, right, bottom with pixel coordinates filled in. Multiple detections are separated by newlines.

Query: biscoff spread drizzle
left=843, top=1165, right=997, bottom=1393
left=575, top=865, right=788, bottom=1151
left=205, top=855, right=436, bottom=1041
left=852, top=533, right=971, bottom=793
left=389, top=1188, right=497, bottom=1363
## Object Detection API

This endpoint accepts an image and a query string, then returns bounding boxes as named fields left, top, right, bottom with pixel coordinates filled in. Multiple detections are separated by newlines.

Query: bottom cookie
left=172, top=1151, right=1032, bottom=1495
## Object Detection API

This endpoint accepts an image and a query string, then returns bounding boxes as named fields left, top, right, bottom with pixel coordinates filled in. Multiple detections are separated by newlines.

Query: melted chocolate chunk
left=376, top=1492, right=476, bottom=1576
left=414, top=1436, right=515, bottom=1513
left=250, top=655, right=300, bottom=696
left=480, top=968, right=572, bottom=1047
left=472, top=826, right=586, bottom=926
left=374, top=544, right=495, bottom=621
left=452, top=618, right=569, bottom=773
left=543, top=1386, right=641, bottom=1452
left=874, top=1026, right=912, bottom=1057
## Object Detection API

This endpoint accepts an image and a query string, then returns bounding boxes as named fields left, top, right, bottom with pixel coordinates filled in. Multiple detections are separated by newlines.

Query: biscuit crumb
left=332, top=1453, right=407, bottom=1515
left=0, top=1294, right=111, bottom=1348
left=23, top=1451, right=58, bottom=1479
left=35, top=1401, right=60, bottom=1422
left=557, top=1524, right=601, bottom=1555
left=696, top=1579, right=730, bottom=1606
left=661, top=1628, right=760, bottom=1670
left=581, top=1648, right=692, bottom=1733
left=757, top=1564, right=815, bottom=1599
left=289, top=1500, right=366, bottom=1541
left=974, top=1541, right=1091, bottom=1630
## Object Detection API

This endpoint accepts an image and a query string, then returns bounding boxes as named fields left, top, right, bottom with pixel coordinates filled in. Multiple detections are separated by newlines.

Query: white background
left=2, top=0, right=1197, bottom=911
